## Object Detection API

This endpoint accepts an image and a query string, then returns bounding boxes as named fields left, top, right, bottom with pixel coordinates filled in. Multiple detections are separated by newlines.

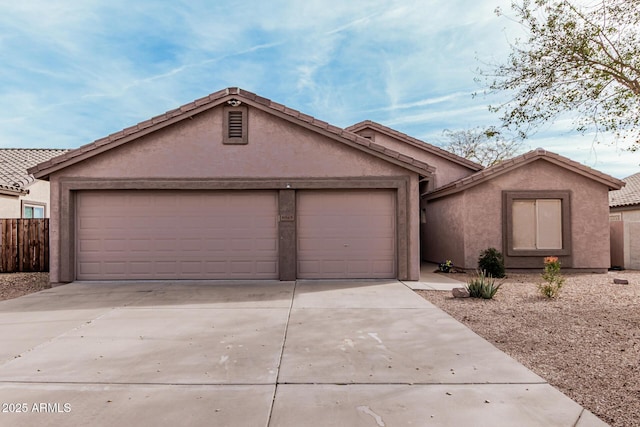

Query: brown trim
left=59, top=187, right=76, bottom=282
left=502, top=190, right=572, bottom=267
left=58, top=177, right=411, bottom=282
left=396, top=179, right=408, bottom=279
left=278, top=189, right=296, bottom=281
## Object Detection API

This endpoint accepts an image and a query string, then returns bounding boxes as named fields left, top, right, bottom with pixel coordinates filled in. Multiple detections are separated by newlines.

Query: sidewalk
left=402, top=262, right=468, bottom=290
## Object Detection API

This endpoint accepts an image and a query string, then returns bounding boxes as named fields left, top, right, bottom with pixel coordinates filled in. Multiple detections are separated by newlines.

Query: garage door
left=297, top=190, right=396, bottom=279
left=76, top=190, right=278, bottom=280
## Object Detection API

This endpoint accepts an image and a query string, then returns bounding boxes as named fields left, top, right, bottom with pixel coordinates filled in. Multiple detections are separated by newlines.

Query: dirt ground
left=418, top=269, right=640, bottom=427
left=0, top=272, right=50, bottom=301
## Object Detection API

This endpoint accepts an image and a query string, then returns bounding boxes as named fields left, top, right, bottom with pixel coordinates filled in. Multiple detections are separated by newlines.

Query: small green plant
left=438, top=259, right=453, bottom=273
left=538, top=256, right=565, bottom=298
left=465, top=270, right=502, bottom=299
left=478, top=247, right=506, bottom=278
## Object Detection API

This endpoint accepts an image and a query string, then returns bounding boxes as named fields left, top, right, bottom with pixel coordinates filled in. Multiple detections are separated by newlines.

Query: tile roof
left=346, top=120, right=484, bottom=172
left=0, top=149, right=69, bottom=194
left=425, top=148, right=625, bottom=200
left=29, top=87, right=436, bottom=179
left=609, top=172, right=640, bottom=208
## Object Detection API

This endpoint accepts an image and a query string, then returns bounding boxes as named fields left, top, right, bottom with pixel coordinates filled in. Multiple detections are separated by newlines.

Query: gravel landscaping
left=0, top=273, right=50, bottom=301
left=418, top=269, right=640, bottom=427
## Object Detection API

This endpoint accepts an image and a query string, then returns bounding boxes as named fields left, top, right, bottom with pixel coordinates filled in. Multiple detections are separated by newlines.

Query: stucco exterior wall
left=611, top=209, right=640, bottom=269
left=0, top=195, right=19, bottom=218
left=462, top=182, right=503, bottom=269
left=424, top=159, right=612, bottom=271
left=47, top=105, right=421, bottom=282
left=22, top=181, right=53, bottom=217
left=364, top=133, right=476, bottom=187
left=449, top=160, right=611, bottom=271
left=0, top=180, right=52, bottom=218
left=56, top=108, right=411, bottom=180
left=408, top=174, right=420, bottom=277
left=423, top=194, right=467, bottom=267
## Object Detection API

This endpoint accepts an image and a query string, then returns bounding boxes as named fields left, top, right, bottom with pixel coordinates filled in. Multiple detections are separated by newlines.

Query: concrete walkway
left=0, top=280, right=607, bottom=426
left=403, top=262, right=469, bottom=291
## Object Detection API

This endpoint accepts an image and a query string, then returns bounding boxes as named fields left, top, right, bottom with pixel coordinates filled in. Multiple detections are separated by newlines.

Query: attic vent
left=223, top=105, right=248, bottom=144
left=228, top=111, right=243, bottom=138
left=360, top=131, right=375, bottom=141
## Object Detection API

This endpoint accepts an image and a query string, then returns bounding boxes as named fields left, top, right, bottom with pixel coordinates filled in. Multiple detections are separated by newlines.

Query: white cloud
left=0, top=0, right=636, bottom=177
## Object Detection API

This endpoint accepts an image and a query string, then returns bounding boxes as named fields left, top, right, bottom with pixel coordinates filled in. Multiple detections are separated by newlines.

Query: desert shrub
left=477, top=247, right=506, bottom=278
left=538, top=256, right=565, bottom=298
left=465, top=271, right=502, bottom=299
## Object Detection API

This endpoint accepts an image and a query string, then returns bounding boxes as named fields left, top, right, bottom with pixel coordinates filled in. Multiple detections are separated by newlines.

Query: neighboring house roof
left=346, top=120, right=484, bottom=172
left=425, top=148, right=625, bottom=200
left=0, top=149, right=69, bottom=196
left=29, top=87, right=436, bottom=179
left=609, top=172, right=640, bottom=208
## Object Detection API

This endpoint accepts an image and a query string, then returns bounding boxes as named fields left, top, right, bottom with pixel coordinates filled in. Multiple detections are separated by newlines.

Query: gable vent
left=228, top=111, right=243, bottom=138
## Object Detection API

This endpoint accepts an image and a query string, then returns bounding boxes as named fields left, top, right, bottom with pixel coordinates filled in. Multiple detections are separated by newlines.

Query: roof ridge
left=426, top=148, right=624, bottom=200
left=346, top=120, right=483, bottom=171
left=29, top=88, right=433, bottom=178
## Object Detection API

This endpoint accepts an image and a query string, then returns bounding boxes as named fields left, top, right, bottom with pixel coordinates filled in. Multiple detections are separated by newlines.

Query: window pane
left=33, top=207, right=44, bottom=218
left=512, top=200, right=536, bottom=250
left=24, top=206, right=33, bottom=218
left=536, top=199, right=562, bottom=249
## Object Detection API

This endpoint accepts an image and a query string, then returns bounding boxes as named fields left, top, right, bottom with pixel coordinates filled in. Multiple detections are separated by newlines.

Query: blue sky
left=0, top=0, right=636, bottom=178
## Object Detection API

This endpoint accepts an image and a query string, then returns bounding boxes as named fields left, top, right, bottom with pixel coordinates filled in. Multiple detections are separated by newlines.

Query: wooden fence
left=0, top=219, right=49, bottom=273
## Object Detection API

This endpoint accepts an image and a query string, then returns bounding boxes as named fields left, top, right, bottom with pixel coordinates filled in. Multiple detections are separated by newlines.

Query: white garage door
left=297, top=190, right=396, bottom=279
left=76, top=190, right=278, bottom=280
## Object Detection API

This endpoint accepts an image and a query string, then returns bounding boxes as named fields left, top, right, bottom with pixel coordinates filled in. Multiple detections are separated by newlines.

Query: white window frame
left=22, top=202, right=46, bottom=219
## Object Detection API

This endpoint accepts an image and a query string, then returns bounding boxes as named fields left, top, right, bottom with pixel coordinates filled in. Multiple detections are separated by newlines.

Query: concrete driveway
left=0, top=280, right=606, bottom=426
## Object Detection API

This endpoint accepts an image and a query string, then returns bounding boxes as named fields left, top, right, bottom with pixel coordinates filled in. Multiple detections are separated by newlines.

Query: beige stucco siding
left=0, top=195, right=19, bottom=218
left=0, top=180, right=52, bottom=218
left=47, top=105, right=421, bottom=282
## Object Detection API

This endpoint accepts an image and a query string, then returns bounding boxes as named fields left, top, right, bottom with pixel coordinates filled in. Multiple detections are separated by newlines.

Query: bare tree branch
left=441, top=127, right=524, bottom=167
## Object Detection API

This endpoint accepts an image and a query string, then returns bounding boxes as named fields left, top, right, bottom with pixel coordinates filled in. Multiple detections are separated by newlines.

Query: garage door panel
left=372, top=260, right=395, bottom=273
left=297, top=190, right=396, bottom=279
left=204, top=261, right=227, bottom=274
left=76, top=190, right=278, bottom=280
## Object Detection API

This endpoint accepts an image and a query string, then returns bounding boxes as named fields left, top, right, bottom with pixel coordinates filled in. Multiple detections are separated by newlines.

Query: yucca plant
left=466, top=270, right=502, bottom=299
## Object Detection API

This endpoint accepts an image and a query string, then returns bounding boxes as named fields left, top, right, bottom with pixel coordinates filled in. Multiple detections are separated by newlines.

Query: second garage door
left=76, top=190, right=278, bottom=280
left=297, top=190, right=396, bottom=279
